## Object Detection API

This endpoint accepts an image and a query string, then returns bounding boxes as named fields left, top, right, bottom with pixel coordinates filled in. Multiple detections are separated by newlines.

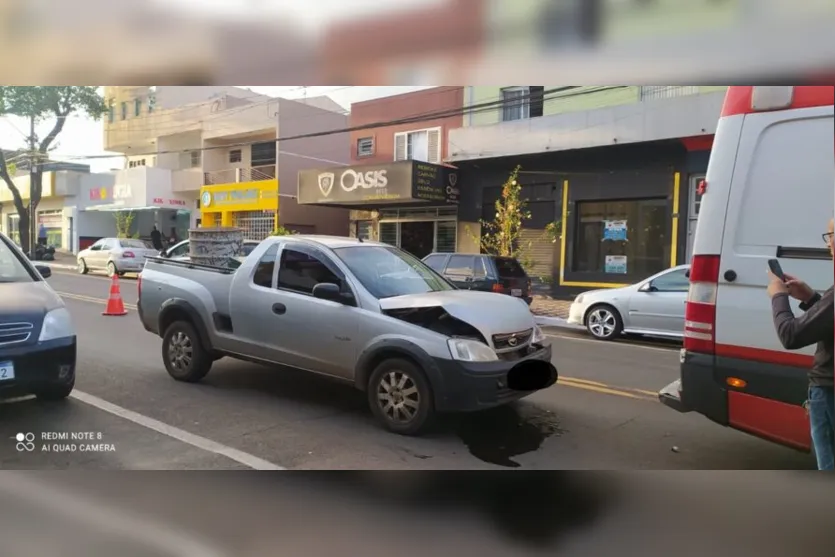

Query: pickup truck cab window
left=253, top=244, right=278, bottom=288
left=277, top=247, right=342, bottom=295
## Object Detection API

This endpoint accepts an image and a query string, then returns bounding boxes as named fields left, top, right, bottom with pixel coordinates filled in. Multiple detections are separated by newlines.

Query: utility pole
left=27, top=115, right=36, bottom=258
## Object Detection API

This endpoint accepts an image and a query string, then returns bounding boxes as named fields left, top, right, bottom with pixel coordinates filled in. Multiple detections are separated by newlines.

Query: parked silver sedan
left=77, top=237, right=158, bottom=277
left=566, top=264, right=691, bottom=341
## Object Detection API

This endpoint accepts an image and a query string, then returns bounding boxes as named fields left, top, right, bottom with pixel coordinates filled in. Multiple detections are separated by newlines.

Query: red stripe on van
left=715, top=343, right=814, bottom=368
left=721, top=86, right=835, bottom=118
left=727, top=391, right=811, bottom=451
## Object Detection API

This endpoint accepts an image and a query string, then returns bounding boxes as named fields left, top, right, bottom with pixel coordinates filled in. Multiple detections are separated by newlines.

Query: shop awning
left=297, top=160, right=460, bottom=209
left=85, top=204, right=191, bottom=213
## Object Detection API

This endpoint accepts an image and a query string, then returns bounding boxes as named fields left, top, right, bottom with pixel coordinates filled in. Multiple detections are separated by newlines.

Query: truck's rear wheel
left=367, top=358, right=435, bottom=436
left=162, top=321, right=212, bottom=382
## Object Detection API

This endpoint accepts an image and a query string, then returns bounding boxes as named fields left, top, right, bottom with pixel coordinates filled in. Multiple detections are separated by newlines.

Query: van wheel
left=368, top=358, right=435, bottom=436
left=162, top=321, right=212, bottom=382
left=77, top=259, right=88, bottom=275
left=585, top=304, right=623, bottom=341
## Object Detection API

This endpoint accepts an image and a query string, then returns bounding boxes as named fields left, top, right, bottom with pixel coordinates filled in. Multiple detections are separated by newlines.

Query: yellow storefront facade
left=199, top=179, right=279, bottom=239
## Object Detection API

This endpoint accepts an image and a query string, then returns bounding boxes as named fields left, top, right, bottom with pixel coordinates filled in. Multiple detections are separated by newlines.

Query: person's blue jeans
left=808, top=386, right=835, bottom=470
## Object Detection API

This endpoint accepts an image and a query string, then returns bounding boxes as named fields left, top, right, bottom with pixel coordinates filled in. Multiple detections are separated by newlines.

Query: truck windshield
left=0, top=236, right=34, bottom=283
left=333, top=245, right=454, bottom=299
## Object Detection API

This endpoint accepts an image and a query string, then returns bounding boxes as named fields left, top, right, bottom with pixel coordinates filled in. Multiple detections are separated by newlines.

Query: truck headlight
left=448, top=338, right=498, bottom=362
left=39, top=308, right=75, bottom=342
left=531, top=325, right=545, bottom=344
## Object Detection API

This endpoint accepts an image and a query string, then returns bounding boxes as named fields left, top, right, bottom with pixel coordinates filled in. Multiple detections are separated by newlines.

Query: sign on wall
left=298, top=160, right=459, bottom=207
left=604, top=255, right=628, bottom=274
left=603, top=220, right=628, bottom=241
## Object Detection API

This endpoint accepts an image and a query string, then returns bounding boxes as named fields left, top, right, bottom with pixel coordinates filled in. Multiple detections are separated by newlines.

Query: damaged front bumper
left=431, top=343, right=557, bottom=413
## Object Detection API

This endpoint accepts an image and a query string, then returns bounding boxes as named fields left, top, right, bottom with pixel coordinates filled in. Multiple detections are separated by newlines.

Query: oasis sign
left=298, top=161, right=459, bottom=206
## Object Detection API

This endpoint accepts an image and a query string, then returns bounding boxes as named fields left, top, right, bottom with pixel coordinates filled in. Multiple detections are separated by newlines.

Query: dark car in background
left=422, top=253, right=532, bottom=305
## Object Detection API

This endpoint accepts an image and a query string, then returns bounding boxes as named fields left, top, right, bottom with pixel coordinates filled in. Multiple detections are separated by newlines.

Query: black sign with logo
left=298, top=160, right=459, bottom=207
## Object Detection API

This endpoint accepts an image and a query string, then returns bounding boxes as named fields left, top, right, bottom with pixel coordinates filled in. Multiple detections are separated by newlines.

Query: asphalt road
left=0, top=268, right=815, bottom=470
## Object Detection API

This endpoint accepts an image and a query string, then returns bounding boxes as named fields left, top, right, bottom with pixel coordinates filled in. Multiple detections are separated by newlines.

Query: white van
left=660, top=86, right=835, bottom=452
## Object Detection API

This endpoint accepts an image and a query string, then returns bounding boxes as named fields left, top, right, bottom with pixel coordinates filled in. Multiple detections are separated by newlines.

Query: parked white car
left=77, top=238, right=158, bottom=277
left=567, top=265, right=690, bottom=341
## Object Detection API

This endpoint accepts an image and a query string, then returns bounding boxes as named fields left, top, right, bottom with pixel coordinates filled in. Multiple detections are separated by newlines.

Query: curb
left=36, top=261, right=76, bottom=271
left=533, top=315, right=584, bottom=330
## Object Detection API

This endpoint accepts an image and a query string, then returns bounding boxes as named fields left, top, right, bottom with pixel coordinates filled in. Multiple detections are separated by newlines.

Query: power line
left=66, top=86, right=624, bottom=161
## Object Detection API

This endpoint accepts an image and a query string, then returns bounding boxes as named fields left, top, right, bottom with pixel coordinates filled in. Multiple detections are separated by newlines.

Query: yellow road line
left=559, top=378, right=656, bottom=400
left=57, top=291, right=137, bottom=311
left=560, top=376, right=658, bottom=397
left=55, top=291, right=659, bottom=402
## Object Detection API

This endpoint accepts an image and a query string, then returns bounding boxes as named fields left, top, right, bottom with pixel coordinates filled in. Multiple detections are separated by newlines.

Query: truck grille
left=0, top=322, right=33, bottom=346
left=492, top=328, right=533, bottom=353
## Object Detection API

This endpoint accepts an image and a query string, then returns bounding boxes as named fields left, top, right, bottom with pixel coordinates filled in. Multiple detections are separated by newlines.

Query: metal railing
left=639, top=86, right=700, bottom=101
left=203, top=164, right=276, bottom=185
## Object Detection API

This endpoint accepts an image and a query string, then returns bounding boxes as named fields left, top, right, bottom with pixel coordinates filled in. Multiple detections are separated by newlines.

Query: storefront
left=456, top=139, right=709, bottom=295
left=76, top=170, right=193, bottom=250
left=298, top=160, right=460, bottom=259
left=198, top=180, right=279, bottom=240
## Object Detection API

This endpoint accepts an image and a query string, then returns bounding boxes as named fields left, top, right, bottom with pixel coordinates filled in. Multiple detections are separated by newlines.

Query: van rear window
left=493, top=257, right=526, bottom=277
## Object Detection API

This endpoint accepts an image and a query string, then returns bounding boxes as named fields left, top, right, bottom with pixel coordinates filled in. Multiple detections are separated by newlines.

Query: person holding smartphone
left=766, top=218, right=834, bottom=470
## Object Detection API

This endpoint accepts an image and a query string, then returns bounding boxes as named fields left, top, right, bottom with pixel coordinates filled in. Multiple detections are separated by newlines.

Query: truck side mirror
left=312, top=282, right=342, bottom=302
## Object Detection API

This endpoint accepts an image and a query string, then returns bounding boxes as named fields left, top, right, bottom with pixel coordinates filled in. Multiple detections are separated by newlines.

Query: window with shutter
left=394, top=133, right=407, bottom=161
left=427, top=128, right=441, bottom=163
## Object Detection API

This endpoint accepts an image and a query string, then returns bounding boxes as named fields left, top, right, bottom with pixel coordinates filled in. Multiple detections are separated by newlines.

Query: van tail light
left=684, top=254, right=720, bottom=355
left=123, top=251, right=135, bottom=258
left=492, top=283, right=504, bottom=293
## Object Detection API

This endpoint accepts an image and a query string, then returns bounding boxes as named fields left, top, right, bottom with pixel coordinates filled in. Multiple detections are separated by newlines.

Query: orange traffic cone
left=102, top=274, right=128, bottom=316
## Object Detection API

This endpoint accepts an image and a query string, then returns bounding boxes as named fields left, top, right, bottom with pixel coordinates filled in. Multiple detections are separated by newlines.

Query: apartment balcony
left=447, top=89, right=727, bottom=162
left=203, top=165, right=276, bottom=186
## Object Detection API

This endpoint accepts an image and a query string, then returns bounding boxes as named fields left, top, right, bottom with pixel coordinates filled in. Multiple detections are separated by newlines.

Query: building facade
left=329, top=87, right=465, bottom=259
left=449, top=85, right=726, bottom=296
left=103, top=86, right=350, bottom=244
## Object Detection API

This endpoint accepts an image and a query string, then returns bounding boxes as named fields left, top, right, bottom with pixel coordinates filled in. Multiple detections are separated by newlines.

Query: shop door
left=685, top=174, right=705, bottom=263
left=400, top=221, right=434, bottom=259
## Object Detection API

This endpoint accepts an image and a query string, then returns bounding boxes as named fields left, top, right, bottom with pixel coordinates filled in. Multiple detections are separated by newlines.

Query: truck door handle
left=272, top=303, right=286, bottom=315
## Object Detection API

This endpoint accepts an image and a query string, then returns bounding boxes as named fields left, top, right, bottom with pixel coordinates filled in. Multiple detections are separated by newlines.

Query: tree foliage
left=270, top=225, right=297, bottom=236
left=470, top=165, right=535, bottom=268
left=114, top=211, right=139, bottom=239
left=0, top=87, right=107, bottom=253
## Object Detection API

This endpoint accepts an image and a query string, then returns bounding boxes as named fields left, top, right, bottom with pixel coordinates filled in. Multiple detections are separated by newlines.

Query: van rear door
left=714, top=95, right=834, bottom=448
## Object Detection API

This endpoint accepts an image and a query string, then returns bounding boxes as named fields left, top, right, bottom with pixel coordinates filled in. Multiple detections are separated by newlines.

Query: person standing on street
left=150, top=225, right=163, bottom=251
left=767, top=218, right=835, bottom=470
left=37, top=223, right=47, bottom=246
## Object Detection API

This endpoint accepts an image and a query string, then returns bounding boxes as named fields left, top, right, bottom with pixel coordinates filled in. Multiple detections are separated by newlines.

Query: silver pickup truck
left=138, top=235, right=558, bottom=435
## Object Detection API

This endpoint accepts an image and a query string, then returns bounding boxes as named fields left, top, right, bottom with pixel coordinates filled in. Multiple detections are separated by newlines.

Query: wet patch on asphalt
left=451, top=404, right=564, bottom=468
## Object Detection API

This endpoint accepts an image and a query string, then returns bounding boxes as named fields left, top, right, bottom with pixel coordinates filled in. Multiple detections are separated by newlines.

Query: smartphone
left=768, top=258, right=786, bottom=281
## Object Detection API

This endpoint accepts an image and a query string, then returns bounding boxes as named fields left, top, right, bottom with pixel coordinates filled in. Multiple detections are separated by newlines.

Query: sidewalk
left=38, top=250, right=77, bottom=270
left=530, top=295, right=582, bottom=330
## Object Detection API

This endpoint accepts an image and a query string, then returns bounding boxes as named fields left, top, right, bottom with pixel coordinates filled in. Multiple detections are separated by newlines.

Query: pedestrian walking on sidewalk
left=767, top=217, right=835, bottom=470
left=150, top=225, right=163, bottom=251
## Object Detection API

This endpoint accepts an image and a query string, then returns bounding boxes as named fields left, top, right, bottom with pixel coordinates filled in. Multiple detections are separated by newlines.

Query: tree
left=114, top=211, right=139, bottom=239
left=0, top=87, right=107, bottom=253
left=470, top=165, right=536, bottom=269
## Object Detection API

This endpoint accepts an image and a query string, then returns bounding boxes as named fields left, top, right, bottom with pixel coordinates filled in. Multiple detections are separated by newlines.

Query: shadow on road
left=201, top=361, right=563, bottom=468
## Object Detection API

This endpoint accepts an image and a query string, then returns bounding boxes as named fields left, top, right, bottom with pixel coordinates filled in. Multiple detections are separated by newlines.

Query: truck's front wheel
left=367, top=358, right=435, bottom=436
left=162, top=321, right=212, bottom=382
